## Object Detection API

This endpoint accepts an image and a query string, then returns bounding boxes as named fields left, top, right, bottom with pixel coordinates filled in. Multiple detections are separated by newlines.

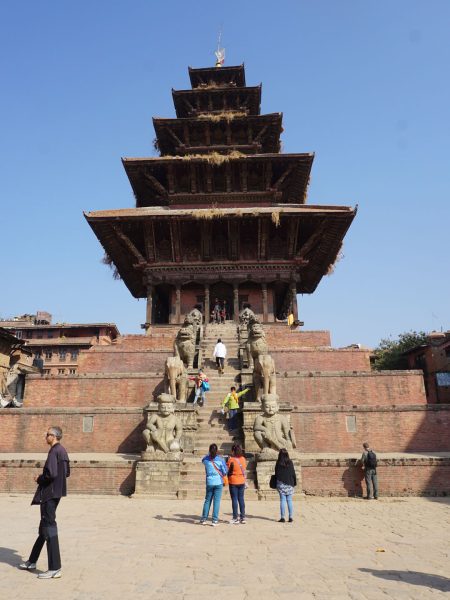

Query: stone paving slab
left=0, top=495, right=449, bottom=599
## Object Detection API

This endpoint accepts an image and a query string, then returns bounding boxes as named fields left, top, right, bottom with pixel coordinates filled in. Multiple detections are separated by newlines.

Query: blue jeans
left=278, top=492, right=293, bottom=519
left=202, top=484, right=223, bottom=522
left=228, top=409, right=238, bottom=430
left=193, top=387, right=206, bottom=405
left=229, top=484, right=245, bottom=520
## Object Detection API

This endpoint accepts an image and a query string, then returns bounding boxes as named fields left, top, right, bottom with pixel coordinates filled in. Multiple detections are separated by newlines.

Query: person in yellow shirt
left=221, top=386, right=249, bottom=432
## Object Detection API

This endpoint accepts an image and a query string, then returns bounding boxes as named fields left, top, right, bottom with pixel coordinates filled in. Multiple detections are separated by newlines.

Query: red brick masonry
left=1, top=454, right=448, bottom=497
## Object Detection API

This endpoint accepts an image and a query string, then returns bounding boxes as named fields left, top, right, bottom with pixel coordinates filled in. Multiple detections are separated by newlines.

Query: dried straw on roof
left=197, top=111, right=247, bottom=123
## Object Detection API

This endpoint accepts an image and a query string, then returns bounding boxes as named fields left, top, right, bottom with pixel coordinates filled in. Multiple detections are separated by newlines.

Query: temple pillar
left=233, top=282, right=239, bottom=322
left=290, top=282, right=298, bottom=320
left=262, top=283, right=268, bottom=323
left=204, top=284, right=210, bottom=324
left=145, top=285, right=154, bottom=335
left=175, top=284, right=181, bottom=324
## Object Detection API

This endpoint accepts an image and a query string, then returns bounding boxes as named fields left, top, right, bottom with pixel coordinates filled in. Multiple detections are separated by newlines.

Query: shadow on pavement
left=154, top=514, right=199, bottom=523
left=359, top=569, right=450, bottom=592
left=154, top=513, right=277, bottom=524
left=0, top=547, right=22, bottom=567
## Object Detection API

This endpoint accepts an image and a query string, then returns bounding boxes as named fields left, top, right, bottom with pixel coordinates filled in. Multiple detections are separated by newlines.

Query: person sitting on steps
left=189, top=369, right=209, bottom=406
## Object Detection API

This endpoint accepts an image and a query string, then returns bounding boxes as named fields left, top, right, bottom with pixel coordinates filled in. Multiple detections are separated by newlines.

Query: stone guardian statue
left=253, top=393, right=296, bottom=458
left=142, top=393, right=182, bottom=455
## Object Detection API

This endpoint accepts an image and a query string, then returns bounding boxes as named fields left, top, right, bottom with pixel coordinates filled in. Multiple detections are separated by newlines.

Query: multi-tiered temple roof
left=85, top=64, right=356, bottom=324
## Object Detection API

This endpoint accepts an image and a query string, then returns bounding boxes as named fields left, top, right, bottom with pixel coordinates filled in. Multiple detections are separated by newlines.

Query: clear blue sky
left=1, top=1, right=449, bottom=347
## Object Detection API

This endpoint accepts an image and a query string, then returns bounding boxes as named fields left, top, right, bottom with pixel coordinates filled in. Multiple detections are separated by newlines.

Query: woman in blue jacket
left=200, top=443, right=228, bottom=526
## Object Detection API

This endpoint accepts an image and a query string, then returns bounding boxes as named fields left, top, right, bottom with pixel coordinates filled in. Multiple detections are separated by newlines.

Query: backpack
left=366, top=450, right=377, bottom=469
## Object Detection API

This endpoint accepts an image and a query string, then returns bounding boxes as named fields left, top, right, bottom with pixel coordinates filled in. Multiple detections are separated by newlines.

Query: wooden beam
left=264, top=161, right=273, bottom=191
left=143, top=172, right=168, bottom=198
left=297, top=221, right=327, bottom=260
left=190, top=163, right=197, bottom=194
left=240, top=162, right=248, bottom=192
left=226, top=121, right=232, bottom=145
left=111, top=224, right=146, bottom=264
left=247, top=123, right=253, bottom=145
left=254, top=124, right=269, bottom=143
left=206, top=164, right=213, bottom=193
left=167, top=164, right=175, bottom=194
left=170, top=220, right=181, bottom=262
left=165, top=126, right=183, bottom=147
left=183, top=123, right=190, bottom=146
left=143, top=222, right=156, bottom=262
left=226, top=162, right=232, bottom=193
left=287, top=219, right=299, bottom=258
left=272, top=164, right=295, bottom=190
left=183, top=97, right=195, bottom=115
left=228, top=220, right=239, bottom=259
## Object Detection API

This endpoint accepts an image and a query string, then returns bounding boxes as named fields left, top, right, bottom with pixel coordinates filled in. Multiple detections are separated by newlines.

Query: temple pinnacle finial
left=215, top=29, right=225, bottom=67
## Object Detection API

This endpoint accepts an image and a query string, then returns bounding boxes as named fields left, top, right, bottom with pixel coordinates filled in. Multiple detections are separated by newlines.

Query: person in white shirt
left=213, top=338, right=227, bottom=374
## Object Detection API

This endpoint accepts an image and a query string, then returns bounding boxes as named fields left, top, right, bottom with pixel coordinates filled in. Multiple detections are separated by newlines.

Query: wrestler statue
left=142, top=393, right=182, bottom=454
left=253, top=393, right=296, bottom=458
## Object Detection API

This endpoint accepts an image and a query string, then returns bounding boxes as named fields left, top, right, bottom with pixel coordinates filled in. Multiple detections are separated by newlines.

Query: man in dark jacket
left=19, top=426, right=70, bottom=579
left=358, top=441, right=378, bottom=500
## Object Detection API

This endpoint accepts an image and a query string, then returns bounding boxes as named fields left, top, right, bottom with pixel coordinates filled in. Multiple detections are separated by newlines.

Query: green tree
left=372, top=330, right=428, bottom=371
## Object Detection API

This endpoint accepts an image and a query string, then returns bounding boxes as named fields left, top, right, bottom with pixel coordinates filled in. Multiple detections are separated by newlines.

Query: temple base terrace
left=1, top=452, right=449, bottom=498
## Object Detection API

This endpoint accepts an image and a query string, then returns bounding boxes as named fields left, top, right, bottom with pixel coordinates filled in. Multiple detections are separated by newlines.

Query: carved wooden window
left=154, top=221, right=172, bottom=262
left=212, top=221, right=229, bottom=259
left=247, top=162, right=264, bottom=191
left=180, top=222, right=201, bottom=261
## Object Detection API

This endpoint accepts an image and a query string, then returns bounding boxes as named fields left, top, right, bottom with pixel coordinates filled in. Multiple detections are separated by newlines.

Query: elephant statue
left=174, top=324, right=196, bottom=369
left=253, top=354, right=276, bottom=401
left=245, top=322, right=268, bottom=368
left=164, top=356, right=188, bottom=402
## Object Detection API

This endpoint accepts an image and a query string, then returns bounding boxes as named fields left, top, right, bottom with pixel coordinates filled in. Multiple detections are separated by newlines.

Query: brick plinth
left=301, top=455, right=450, bottom=497
left=0, top=456, right=137, bottom=496
left=2, top=454, right=449, bottom=497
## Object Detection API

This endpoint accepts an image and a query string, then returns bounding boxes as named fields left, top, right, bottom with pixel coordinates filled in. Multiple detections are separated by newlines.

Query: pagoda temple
left=85, top=64, right=356, bottom=326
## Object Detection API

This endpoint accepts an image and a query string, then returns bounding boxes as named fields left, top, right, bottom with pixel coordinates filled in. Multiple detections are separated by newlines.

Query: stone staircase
left=178, top=321, right=245, bottom=498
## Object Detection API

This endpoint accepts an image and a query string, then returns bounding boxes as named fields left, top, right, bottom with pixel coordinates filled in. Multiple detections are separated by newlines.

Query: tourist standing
left=358, top=442, right=378, bottom=499
left=213, top=298, right=222, bottom=324
left=221, top=300, right=228, bottom=323
left=213, top=338, right=227, bottom=373
left=227, top=444, right=247, bottom=524
left=19, top=426, right=70, bottom=579
left=274, top=448, right=296, bottom=523
left=200, top=443, right=228, bottom=526
left=221, top=386, right=249, bottom=431
left=189, top=369, right=209, bottom=406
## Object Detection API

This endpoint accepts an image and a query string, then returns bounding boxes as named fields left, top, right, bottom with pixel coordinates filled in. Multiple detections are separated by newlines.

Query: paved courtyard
left=0, top=494, right=449, bottom=599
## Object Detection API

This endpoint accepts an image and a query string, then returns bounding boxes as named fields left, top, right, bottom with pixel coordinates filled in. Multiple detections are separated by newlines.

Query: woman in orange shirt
left=226, top=444, right=247, bottom=524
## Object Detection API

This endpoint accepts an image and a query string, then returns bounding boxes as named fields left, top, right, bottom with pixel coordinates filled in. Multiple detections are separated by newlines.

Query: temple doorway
left=210, top=282, right=234, bottom=320
left=152, top=284, right=171, bottom=324
left=273, top=281, right=290, bottom=321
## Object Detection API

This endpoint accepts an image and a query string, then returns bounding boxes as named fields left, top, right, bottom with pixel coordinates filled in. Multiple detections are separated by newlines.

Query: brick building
left=1, top=312, right=119, bottom=375
left=0, top=327, right=37, bottom=406
left=405, top=331, right=450, bottom=404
